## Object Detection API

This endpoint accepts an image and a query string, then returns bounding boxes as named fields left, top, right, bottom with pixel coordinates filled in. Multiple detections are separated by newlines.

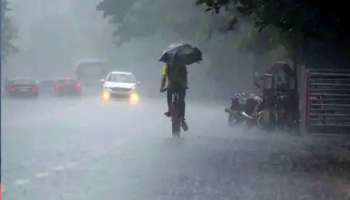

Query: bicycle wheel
left=172, top=118, right=181, bottom=137
left=171, top=103, right=181, bottom=137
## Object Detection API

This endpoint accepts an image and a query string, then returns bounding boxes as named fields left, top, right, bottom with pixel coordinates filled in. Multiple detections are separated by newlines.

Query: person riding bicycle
left=160, top=63, right=189, bottom=131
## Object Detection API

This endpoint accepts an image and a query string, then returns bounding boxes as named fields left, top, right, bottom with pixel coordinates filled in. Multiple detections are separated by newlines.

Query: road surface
left=2, top=95, right=350, bottom=200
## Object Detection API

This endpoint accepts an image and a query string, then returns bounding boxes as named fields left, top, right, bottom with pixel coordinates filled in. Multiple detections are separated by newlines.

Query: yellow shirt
left=161, top=64, right=187, bottom=88
left=161, top=64, right=168, bottom=77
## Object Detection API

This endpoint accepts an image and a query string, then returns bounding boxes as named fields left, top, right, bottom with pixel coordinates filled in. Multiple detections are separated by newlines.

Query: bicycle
left=170, top=91, right=182, bottom=137
left=162, top=88, right=185, bottom=137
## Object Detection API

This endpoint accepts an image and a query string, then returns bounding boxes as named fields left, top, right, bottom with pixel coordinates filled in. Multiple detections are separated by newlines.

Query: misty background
left=4, top=0, right=288, bottom=99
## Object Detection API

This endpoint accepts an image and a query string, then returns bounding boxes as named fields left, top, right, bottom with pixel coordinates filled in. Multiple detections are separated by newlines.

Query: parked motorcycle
left=225, top=92, right=262, bottom=128
left=255, top=91, right=297, bottom=131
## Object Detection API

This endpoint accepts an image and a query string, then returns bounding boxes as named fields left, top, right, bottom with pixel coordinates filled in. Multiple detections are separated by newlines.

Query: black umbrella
left=159, top=43, right=202, bottom=65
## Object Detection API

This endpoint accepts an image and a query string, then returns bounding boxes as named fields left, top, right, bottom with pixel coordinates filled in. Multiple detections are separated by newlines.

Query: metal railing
left=305, top=69, right=350, bottom=133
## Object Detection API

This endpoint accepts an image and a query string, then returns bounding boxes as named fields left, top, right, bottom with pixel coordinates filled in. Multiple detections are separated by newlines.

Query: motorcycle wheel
left=257, top=110, right=274, bottom=131
left=228, top=114, right=239, bottom=127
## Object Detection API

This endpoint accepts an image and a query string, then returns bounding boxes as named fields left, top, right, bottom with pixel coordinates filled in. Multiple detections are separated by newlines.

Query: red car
left=54, top=79, right=82, bottom=96
left=5, top=79, right=39, bottom=97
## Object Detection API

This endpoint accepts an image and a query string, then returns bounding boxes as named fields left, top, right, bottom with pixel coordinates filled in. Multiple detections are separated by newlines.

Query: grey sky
left=6, top=0, right=114, bottom=78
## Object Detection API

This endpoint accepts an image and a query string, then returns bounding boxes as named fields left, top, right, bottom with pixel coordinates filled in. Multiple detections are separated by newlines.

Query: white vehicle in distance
left=101, top=71, right=140, bottom=104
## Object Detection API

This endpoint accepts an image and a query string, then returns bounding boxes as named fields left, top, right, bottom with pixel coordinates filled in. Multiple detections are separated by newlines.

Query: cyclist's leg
left=179, top=88, right=188, bottom=131
left=179, top=88, right=186, bottom=119
left=165, top=88, right=173, bottom=116
left=167, top=88, right=172, bottom=110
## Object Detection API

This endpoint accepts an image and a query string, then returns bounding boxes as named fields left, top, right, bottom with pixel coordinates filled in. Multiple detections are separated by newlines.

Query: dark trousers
left=167, top=88, right=186, bottom=119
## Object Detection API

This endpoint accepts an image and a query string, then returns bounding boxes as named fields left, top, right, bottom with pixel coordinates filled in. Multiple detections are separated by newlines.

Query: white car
left=101, top=71, right=140, bottom=104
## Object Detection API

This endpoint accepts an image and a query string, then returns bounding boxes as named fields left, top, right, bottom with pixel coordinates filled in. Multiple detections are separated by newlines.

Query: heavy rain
left=1, top=0, right=350, bottom=199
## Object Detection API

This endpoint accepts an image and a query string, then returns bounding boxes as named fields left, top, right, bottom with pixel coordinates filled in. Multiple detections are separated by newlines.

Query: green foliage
left=96, top=0, right=134, bottom=22
left=238, top=27, right=279, bottom=55
left=1, top=0, right=18, bottom=62
left=196, top=0, right=305, bottom=34
left=97, top=0, right=226, bottom=45
left=197, top=0, right=350, bottom=65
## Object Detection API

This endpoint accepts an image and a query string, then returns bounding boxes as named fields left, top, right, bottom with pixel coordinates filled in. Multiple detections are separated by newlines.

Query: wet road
left=2, top=96, right=350, bottom=200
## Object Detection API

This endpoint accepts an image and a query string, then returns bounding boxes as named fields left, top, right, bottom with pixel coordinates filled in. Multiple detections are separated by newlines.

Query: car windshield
left=10, top=79, right=36, bottom=85
left=108, top=73, right=136, bottom=83
left=57, top=79, right=78, bottom=84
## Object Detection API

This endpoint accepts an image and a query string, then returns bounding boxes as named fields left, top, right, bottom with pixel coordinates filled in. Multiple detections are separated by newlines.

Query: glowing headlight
left=129, top=92, right=140, bottom=105
left=102, top=89, right=111, bottom=101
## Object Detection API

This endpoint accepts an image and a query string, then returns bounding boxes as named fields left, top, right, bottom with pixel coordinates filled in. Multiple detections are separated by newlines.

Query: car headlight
left=129, top=91, right=140, bottom=105
left=102, top=89, right=111, bottom=101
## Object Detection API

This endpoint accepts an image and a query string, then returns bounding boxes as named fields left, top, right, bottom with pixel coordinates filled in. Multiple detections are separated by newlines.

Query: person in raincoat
left=160, top=62, right=188, bottom=131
